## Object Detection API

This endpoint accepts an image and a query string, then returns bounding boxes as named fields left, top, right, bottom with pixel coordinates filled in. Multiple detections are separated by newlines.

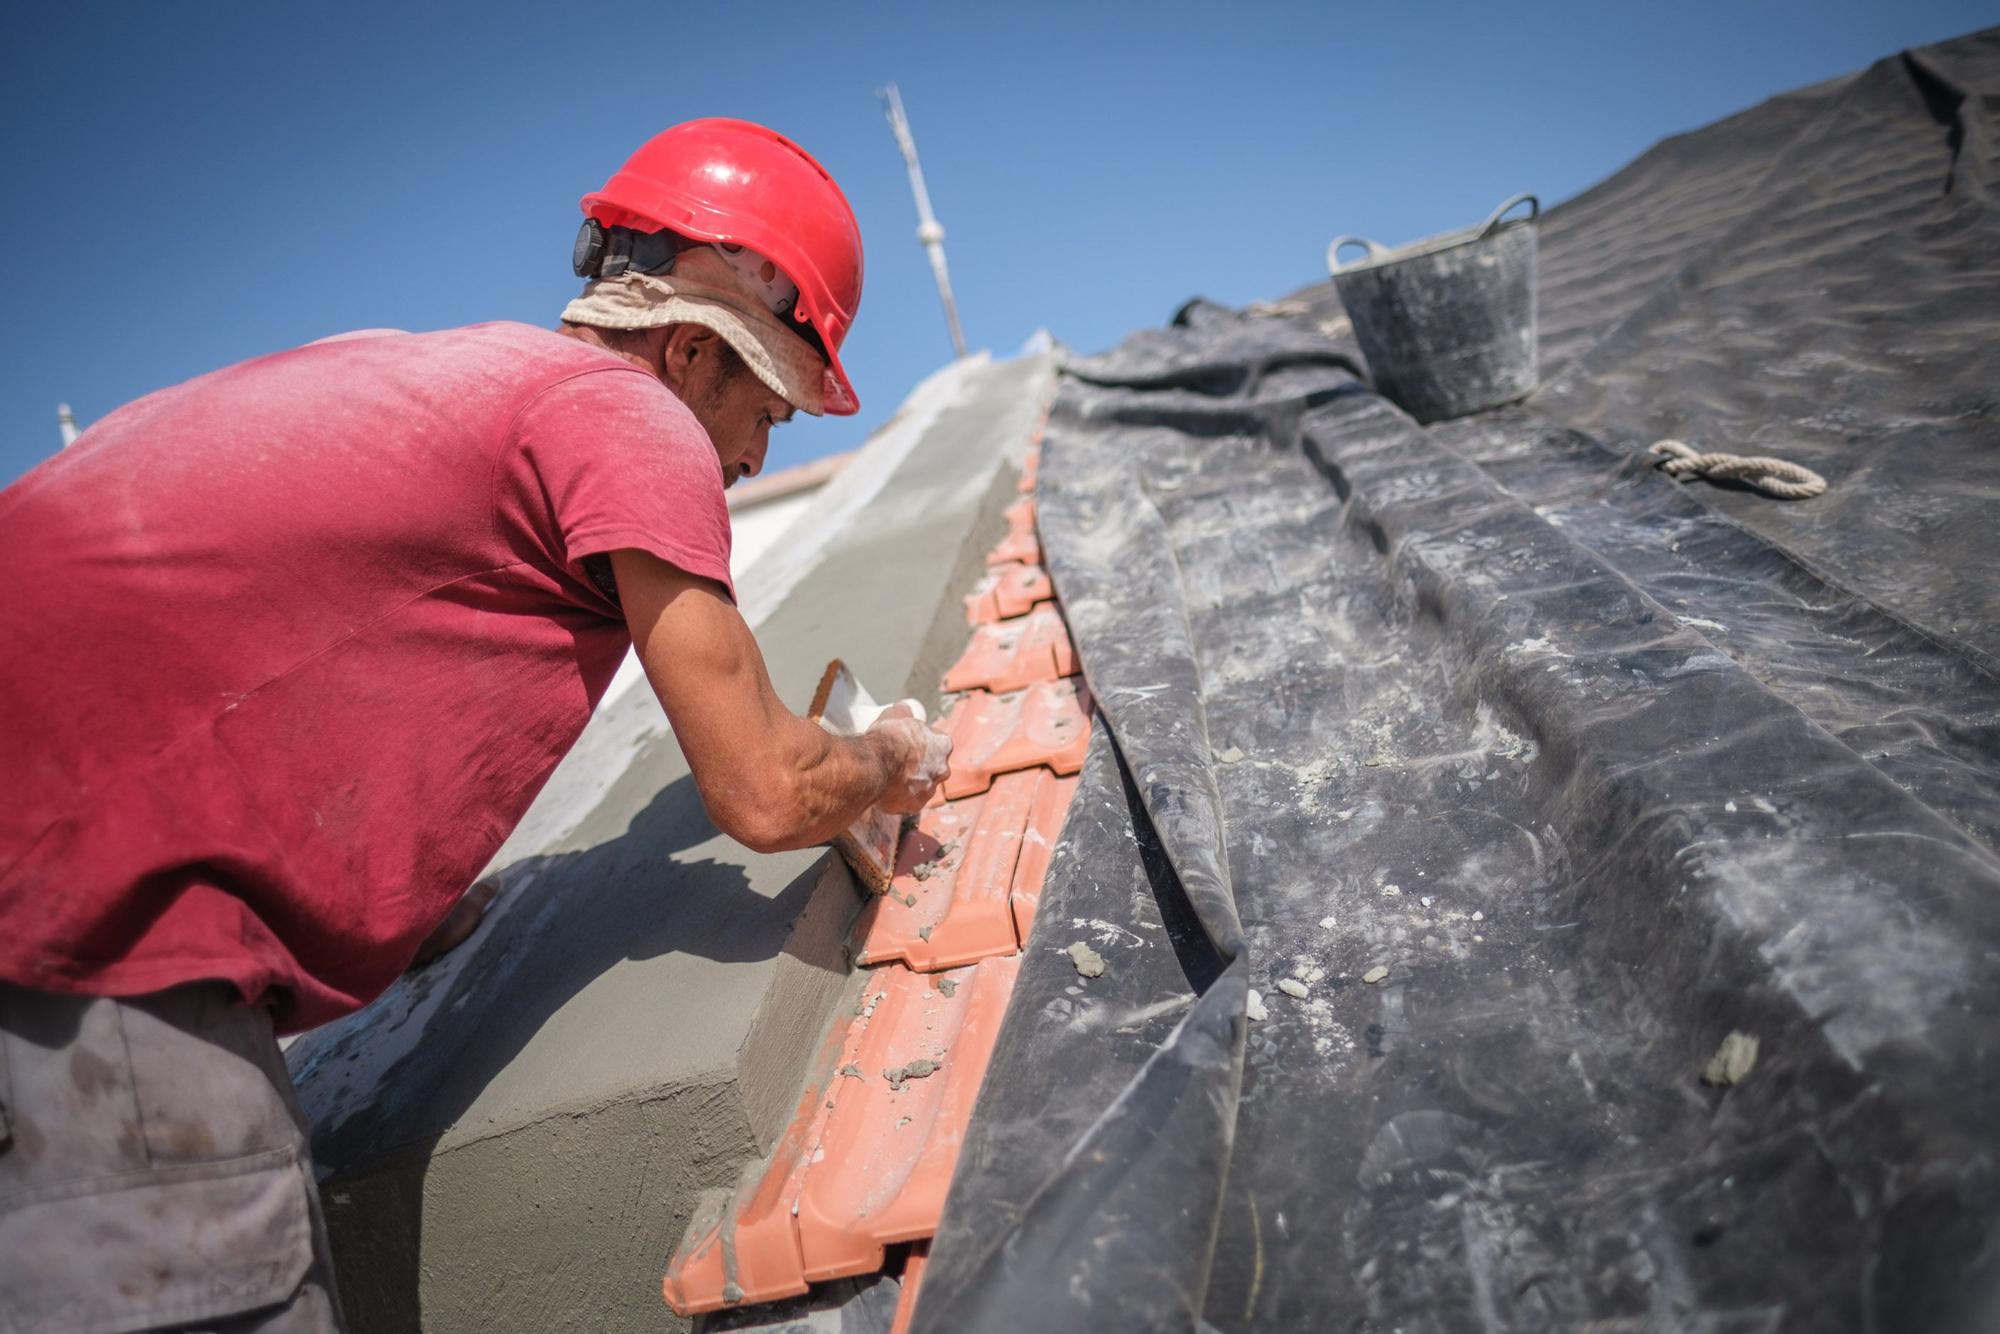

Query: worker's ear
left=658, top=325, right=725, bottom=393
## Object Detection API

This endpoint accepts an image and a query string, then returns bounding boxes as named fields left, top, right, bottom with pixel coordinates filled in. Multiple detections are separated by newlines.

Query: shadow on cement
left=308, top=770, right=827, bottom=1332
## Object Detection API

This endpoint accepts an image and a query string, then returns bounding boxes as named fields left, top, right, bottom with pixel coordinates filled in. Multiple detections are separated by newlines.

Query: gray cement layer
left=285, top=350, right=1054, bottom=1333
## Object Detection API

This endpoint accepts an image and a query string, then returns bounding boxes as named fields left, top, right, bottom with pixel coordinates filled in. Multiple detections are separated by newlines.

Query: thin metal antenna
left=878, top=84, right=968, bottom=359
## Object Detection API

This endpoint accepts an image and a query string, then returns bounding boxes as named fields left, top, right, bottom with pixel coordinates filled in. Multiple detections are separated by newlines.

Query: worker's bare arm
left=612, top=548, right=949, bottom=853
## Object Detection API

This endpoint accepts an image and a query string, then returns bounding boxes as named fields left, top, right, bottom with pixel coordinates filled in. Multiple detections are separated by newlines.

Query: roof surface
left=911, top=26, right=2000, bottom=1334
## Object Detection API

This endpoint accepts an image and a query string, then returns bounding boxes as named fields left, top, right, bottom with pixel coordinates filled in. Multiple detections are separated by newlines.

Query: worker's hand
left=869, top=701, right=953, bottom=814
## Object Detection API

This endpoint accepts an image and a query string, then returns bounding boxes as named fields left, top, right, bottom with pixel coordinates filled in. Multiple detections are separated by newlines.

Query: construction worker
left=0, top=119, right=950, bottom=1331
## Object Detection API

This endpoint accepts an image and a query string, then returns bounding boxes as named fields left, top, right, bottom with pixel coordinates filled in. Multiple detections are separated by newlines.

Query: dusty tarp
left=915, top=27, right=2000, bottom=1334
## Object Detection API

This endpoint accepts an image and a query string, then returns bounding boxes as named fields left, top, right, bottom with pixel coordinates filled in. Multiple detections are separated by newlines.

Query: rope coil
left=1648, top=439, right=1827, bottom=500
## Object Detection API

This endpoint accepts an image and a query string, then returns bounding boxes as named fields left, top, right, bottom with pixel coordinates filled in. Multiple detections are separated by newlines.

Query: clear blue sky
left=1, top=1, right=1988, bottom=485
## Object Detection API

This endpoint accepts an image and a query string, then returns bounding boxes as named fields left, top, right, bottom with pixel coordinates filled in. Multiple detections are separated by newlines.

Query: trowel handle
left=1477, top=193, right=1540, bottom=238
left=1327, top=235, right=1393, bottom=273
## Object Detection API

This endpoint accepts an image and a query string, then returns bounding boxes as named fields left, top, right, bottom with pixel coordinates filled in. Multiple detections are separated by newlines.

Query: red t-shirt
left=0, top=322, right=733, bottom=1031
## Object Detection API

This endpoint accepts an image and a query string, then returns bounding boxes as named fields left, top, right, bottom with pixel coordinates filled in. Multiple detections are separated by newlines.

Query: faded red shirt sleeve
left=508, top=365, right=736, bottom=602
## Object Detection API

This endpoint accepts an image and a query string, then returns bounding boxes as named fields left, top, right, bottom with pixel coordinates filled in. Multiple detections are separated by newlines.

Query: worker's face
left=659, top=327, right=794, bottom=488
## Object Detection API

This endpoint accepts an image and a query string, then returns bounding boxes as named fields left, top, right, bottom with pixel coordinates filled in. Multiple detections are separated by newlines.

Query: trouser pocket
left=0, top=1145, right=316, bottom=1334
left=0, top=983, right=333, bottom=1333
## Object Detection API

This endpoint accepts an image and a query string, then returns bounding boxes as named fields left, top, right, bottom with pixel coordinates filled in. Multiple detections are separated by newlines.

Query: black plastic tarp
left=914, top=28, right=2000, bottom=1334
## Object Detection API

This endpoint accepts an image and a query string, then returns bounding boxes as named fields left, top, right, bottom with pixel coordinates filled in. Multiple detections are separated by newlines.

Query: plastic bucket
left=1327, top=193, right=1540, bottom=424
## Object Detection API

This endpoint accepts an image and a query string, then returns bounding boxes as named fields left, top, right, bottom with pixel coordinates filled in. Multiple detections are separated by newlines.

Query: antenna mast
left=878, top=84, right=968, bottom=359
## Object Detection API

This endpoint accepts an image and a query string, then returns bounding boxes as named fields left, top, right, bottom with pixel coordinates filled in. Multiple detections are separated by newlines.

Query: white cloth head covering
left=560, top=247, right=828, bottom=416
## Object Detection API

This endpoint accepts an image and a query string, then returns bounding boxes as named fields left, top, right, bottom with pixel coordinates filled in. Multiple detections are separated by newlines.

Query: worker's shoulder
left=307, top=321, right=639, bottom=382
left=417, top=320, right=639, bottom=377
left=263, top=322, right=691, bottom=449
left=302, top=321, right=674, bottom=413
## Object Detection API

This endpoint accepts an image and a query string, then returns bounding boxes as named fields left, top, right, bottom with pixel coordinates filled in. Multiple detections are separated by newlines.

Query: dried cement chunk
left=1702, top=1031, right=1759, bottom=1086
left=1361, top=966, right=1389, bottom=985
left=884, top=1058, right=940, bottom=1090
left=1275, top=978, right=1309, bottom=1000
left=916, top=842, right=961, bottom=881
left=937, top=977, right=959, bottom=997
left=1245, top=989, right=1269, bottom=1022
left=1212, top=745, right=1246, bottom=764
left=1066, top=942, right=1106, bottom=978
left=838, top=1062, right=864, bottom=1080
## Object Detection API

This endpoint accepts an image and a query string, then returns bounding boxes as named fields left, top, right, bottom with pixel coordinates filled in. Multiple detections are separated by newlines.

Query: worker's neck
left=557, top=322, right=660, bottom=378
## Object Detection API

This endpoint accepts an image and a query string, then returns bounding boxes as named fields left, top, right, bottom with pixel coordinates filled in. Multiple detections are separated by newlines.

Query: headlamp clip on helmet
left=572, top=219, right=687, bottom=280
left=570, top=218, right=824, bottom=359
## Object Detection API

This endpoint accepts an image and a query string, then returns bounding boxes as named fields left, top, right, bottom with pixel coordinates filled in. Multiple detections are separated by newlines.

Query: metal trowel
left=807, top=660, right=917, bottom=894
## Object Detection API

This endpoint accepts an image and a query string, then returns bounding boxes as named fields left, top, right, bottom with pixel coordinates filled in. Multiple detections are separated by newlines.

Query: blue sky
left=1, top=0, right=1988, bottom=485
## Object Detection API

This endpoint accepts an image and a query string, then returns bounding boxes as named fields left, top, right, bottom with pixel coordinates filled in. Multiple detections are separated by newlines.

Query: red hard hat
left=583, top=118, right=864, bottom=415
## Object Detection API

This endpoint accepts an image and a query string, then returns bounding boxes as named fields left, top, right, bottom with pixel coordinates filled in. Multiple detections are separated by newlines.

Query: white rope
left=1649, top=439, right=1827, bottom=500
left=1244, top=298, right=1311, bottom=318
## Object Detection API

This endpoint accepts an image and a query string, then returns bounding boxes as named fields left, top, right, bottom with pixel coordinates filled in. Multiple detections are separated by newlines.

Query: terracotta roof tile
left=663, top=958, right=1019, bottom=1315
left=662, top=1018, right=850, bottom=1313
left=941, top=604, right=1079, bottom=694
left=666, top=420, right=1084, bottom=1323
left=794, top=955, right=1019, bottom=1280
left=937, top=680, right=1092, bottom=801
left=891, top=1244, right=930, bottom=1334
left=963, top=560, right=1054, bottom=626
left=854, top=769, right=1051, bottom=971
left=984, top=496, right=1041, bottom=567
left=1010, top=771, right=1078, bottom=941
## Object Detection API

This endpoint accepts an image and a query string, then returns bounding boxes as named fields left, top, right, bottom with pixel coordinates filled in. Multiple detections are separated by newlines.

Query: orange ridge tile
left=963, top=560, right=1054, bottom=626
left=856, top=769, right=1035, bottom=971
left=855, top=781, right=1018, bottom=972
left=663, top=958, right=1018, bottom=1315
left=854, top=768, right=1078, bottom=971
left=795, top=954, right=1020, bottom=1281
left=668, top=422, right=1091, bottom=1322
left=941, top=604, right=1079, bottom=694
left=891, top=1245, right=930, bottom=1334
left=1010, top=770, right=1077, bottom=942
left=664, top=998, right=856, bottom=1314
left=937, top=680, right=1092, bottom=801
left=1027, top=402, right=1050, bottom=449
left=984, top=496, right=1041, bottom=567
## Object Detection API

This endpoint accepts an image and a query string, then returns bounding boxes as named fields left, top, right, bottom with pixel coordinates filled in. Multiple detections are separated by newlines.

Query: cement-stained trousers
left=0, top=983, right=344, bottom=1333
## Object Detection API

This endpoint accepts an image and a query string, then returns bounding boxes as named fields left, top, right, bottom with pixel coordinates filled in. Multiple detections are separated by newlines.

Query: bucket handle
left=1326, top=235, right=1390, bottom=274
left=1477, top=192, right=1540, bottom=238
left=1329, top=194, right=1537, bottom=273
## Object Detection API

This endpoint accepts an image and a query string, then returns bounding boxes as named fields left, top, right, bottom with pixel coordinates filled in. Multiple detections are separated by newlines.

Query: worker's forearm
left=740, top=717, right=904, bottom=853
left=606, top=548, right=942, bottom=854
